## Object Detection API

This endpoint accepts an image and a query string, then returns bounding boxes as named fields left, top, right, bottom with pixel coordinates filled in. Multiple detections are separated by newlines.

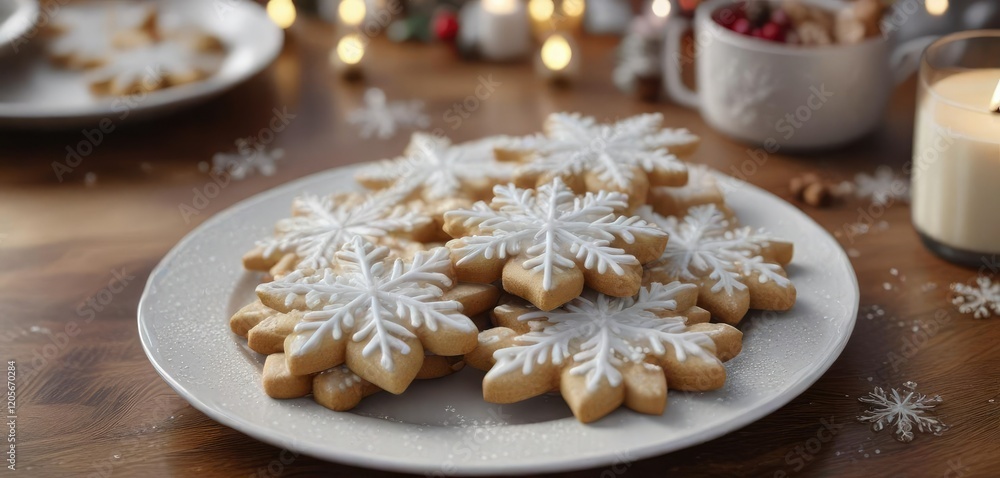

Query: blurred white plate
left=0, top=0, right=37, bottom=55
left=138, top=165, right=859, bottom=475
left=0, top=0, right=281, bottom=128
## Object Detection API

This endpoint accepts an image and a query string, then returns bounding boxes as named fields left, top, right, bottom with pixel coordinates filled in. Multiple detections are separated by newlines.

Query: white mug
left=664, top=0, right=935, bottom=150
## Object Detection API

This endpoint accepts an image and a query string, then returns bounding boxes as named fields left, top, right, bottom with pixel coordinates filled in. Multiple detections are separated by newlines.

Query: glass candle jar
left=911, top=30, right=1000, bottom=267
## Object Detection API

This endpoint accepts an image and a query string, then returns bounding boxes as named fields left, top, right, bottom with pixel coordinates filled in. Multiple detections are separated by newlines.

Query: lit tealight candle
left=536, top=32, right=578, bottom=86
left=338, top=0, right=367, bottom=27
left=267, top=0, right=296, bottom=29
left=912, top=32, right=1000, bottom=265
left=478, top=0, right=531, bottom=61
left=331, top=33, right=366, bottom=80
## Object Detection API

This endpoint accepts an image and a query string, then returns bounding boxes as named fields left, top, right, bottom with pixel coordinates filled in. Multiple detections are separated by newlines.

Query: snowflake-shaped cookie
left=46, top=3, right=156, bottom=69
left=494, top=112, right=696, bottom=210
left=466, top=282, right=743, bottom=423
left=347, top=88, right=430, bottom=139
left=88, top=37, right=223, bottom=96
left=243, top=189, right=432, bottom=276
left=256, top=237, right=479, bottom=393
left=858, top=382, right=947, bottom=443
left=639, top=204, right=795, bottom=325
left=950, top=275, right=1000, bottom=319
left=648, top=164, right=725, bottom=217
left=444, top=178, right=668, bottom=311
left=356, top=133, right=515, bottom=202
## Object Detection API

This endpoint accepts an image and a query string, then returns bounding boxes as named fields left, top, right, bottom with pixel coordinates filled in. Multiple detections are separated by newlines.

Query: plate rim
left=0, top=0, right=282, bottom=124
left=0, top=0, right=39, bottom=53
left=138, top=164, right=860, bottom=475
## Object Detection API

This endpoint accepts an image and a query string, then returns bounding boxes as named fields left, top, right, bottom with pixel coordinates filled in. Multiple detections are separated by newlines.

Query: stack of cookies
left=44, top=2, right=224, bottom=96
left=230, top=112, right=797, bottom=423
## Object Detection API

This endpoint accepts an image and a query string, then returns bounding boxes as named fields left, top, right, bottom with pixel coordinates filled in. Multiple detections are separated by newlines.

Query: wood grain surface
left=1, top=19, right=999, bottom=478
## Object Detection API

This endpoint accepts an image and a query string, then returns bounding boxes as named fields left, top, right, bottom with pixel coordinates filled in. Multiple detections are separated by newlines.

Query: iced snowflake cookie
left=494, top=112, right=697, bottom=211
left=231, top=281, right=499, bottom=357
left=648, top=164, right=725, bottom=218
left=465, top=282, right=742, bottom=423
left=255, top=237, right=486, bottom=394
left=356, top=133, right=516, bottom=239
left=639, top=204, right=795, bottom=325
left=235, top=286, right=493, bottom=410
left=45, top=3, right=225, bottom=95
left=46, top=2, right=156, bottom=69
left=243, top=189, right=434, bottom=277
left=357, top=133, right=515, bottom=203
left=443, top=178, right=669, bottom=311
left=88, top=30, right=224, bottom=96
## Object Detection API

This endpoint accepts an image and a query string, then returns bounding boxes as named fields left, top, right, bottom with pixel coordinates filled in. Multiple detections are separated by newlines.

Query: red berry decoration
left=732, top=17, right=752, bottom=35
left=714, top=4, right=745, bottom=27
left=760, top=22, right=785, bottom=42
left=433, top=11, right=459, bottom=43
left=750, top=27, right=764, bottom=38
left=770, top=9, right=790, bottom=27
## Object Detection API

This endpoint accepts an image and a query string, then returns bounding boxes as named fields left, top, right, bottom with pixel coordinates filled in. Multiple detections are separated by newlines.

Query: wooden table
left=2, top=21, right=998, bottom=477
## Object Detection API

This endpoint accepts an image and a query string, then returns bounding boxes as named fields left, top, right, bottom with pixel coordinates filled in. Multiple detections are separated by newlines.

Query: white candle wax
left=478, top=0, right=531, bottom=61
left=912, top=69, right=1000, bottom=255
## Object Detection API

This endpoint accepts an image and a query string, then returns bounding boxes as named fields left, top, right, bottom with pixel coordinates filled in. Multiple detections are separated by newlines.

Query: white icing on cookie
left=259, top=189, right=430, bottom=271
left=257, top=238, right=474, bottom=371
left=48, top=3, right=155, bottom=67
left=497, top=112, right=690, bottom=189
left=319, top=365, right=363, bottom=392
left=87, top=38, right=221, bottom=93
left=639, top=204, right=792, bottom=295
left=358, top=133, right=515, bottom=200
left=446, top=178, right=667, bottom=290
left=489, top=282, right=715, bottom=391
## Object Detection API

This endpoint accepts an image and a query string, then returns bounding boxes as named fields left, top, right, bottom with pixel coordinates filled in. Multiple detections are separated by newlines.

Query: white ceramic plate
left=0, top=0, right=37, bottom=55
left=138, top=164, right=859, bottom=475
left=0, top=0, right=281, bottom=128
